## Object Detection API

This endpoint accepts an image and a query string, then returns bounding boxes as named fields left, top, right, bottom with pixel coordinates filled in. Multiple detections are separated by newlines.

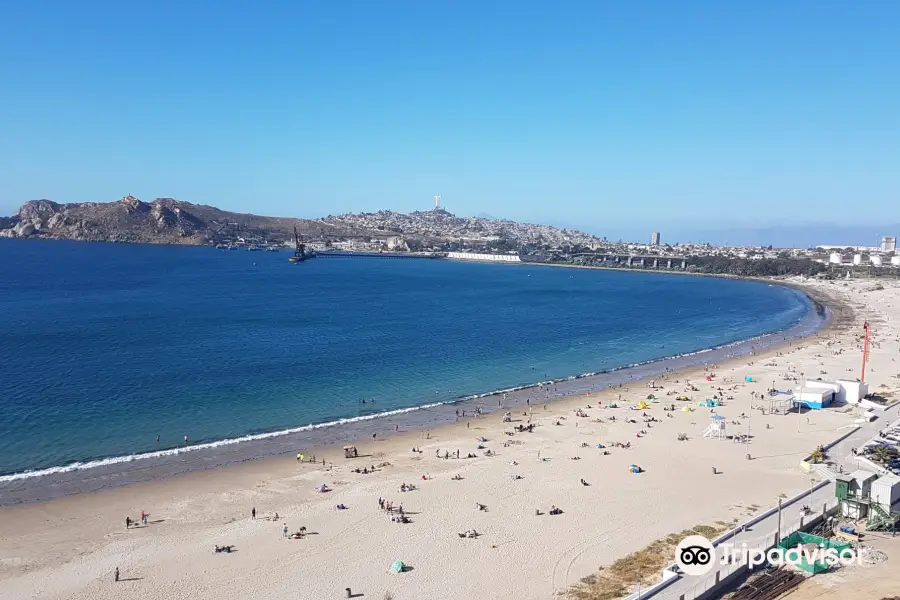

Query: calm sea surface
left=0, top=239, right=814, bottom=488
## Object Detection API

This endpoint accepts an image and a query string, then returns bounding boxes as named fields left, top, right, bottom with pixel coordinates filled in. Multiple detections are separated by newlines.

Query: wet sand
left=0, top=282, right=824, bottom=506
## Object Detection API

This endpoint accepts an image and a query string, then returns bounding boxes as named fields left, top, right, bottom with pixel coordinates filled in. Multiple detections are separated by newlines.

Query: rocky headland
left=0, top=196, right=361, bottom=245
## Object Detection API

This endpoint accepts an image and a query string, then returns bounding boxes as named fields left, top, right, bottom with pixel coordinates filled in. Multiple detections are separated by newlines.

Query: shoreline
left=0, top=276, right=835, bottom=506
left=2, top=277, right=890, bottom=600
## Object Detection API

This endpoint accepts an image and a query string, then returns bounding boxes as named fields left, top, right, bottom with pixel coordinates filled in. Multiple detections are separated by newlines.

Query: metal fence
left=648, top=497, right=840, bottom=600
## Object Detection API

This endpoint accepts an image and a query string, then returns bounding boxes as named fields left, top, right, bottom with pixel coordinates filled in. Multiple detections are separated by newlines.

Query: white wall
left=446, top=252, right=522, bottom=263
left=836, top=380, right=868, bottom=404
left=805, top=381, right=841, bottom=394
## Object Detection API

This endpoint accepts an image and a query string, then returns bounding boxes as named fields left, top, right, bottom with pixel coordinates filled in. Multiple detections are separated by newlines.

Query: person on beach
left=283, top=524, right=288, bottom=538
left=251, top=507, right=256, bottom=520
left=125, top=517, right=131, bottom=529
left=115, top=567, right=119, bottom=582
left=141, top=511, right=147, bottom=525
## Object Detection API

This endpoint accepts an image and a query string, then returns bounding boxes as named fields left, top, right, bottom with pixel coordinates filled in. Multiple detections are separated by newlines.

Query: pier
left=446, top=252, right=522, bottom=263
left=314, top=251, right=445, bottom=259
left=569, top=253, right=688, bottom=269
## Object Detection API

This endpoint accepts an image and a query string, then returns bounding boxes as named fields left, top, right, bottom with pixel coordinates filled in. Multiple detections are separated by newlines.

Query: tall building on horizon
left=651, top=232, right=661, bottom=246
left=433, top=193, right=441, bottom=211
left=883, top=236, right=897, bottom=253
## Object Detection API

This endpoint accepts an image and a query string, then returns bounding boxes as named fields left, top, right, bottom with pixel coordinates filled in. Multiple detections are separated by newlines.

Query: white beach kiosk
left=793, top=381, right=838, bottom=410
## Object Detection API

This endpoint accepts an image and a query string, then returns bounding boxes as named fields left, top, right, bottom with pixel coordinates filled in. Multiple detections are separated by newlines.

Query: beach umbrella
left=390, top=560, right=405, bottom=573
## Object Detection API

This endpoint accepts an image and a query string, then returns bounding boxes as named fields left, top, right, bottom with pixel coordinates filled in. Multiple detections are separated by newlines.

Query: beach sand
left=1, top=277, right=898, bottom=600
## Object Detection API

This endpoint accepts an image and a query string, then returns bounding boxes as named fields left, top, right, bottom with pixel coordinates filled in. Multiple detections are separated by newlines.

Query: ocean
left=0, top=239, right=822, bottom=503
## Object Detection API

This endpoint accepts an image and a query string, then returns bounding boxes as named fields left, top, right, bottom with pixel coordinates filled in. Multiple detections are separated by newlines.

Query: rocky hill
left=0, top=196, right=365, bottom=245
left=322, top=209, right=603, bottom=249
left=1, top=196, right=603, bottom=249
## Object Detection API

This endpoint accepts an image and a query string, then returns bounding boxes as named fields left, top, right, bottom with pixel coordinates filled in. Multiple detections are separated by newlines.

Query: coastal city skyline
left=2, top=191, right=897, bottom=249
left=1, top=3, right=898, bottom=238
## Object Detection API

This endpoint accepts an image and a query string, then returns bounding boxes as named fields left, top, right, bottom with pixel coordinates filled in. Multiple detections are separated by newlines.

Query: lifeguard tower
left=703, top=415, right=727, bottom=440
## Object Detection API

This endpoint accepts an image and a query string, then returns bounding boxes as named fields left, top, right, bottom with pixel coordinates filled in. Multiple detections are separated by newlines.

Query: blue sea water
left=0, top=239, right=812, bottom=481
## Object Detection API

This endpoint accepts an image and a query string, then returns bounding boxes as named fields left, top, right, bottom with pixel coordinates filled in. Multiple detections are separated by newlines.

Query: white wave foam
left=2, top=301, right=824, bottom=485
left=0, top=401, right=448, bottom=484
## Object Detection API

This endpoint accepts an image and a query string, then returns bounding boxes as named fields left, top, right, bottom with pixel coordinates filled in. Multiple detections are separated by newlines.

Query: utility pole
left=746, top=391, right=752, bottom=456
left=776, top=498, right=782, bottom=545
left=861, top=321, right=870, bottom=382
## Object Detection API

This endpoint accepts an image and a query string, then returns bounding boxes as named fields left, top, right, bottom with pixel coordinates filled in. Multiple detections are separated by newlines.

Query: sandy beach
left=2, top=277, right=898, bottom=600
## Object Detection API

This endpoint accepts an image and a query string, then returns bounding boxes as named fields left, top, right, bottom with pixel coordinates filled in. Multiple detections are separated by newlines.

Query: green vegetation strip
left=568, top=524, right=725, bottom=600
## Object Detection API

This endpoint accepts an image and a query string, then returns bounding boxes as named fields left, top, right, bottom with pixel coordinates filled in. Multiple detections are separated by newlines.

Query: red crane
left=861, top=321, right=870, bottom=382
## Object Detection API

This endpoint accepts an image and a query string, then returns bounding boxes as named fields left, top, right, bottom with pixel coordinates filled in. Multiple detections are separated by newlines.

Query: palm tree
left=870, top=446, right=897, bottom=465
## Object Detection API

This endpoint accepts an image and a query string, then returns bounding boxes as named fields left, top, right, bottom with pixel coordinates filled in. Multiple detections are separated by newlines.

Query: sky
left=1, top=1, right=898, bottom=244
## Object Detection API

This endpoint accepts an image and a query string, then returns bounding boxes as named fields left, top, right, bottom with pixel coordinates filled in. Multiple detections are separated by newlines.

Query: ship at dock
left=288, top=226, right=315, bottom=263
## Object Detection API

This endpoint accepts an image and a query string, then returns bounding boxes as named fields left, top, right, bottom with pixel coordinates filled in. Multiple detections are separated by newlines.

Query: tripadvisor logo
left=675, top=535, right=860, bottom=576
left=675, top=535, right=716, bottom=576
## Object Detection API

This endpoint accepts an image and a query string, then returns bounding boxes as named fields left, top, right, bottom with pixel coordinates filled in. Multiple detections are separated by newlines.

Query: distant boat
left=247, top=245, right=262, bottom=252
left=266, top=246, right=281, bottom=252
left=215, top=244, right=228, bottom=249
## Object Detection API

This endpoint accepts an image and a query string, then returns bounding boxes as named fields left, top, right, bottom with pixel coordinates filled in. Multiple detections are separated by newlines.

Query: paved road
left=645, top=404, right=899, bottom=600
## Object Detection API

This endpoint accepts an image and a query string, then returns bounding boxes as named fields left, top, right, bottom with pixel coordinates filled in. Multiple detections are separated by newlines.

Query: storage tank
left=871, top=475, right=900, bottom=509
left=829, top=252, right=842, bottom=264
left=853, top=254, right=862, bottom=265
left=892, top=256, right=900, bottom=266
left=871, top=255, right=883, bottom=266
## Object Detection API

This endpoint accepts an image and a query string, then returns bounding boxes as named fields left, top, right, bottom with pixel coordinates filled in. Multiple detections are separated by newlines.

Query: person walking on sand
left=251, top=507, right=256, bottom=520
left=115, top=567, right=119, bottom=582
left=283, top=523, right=288, bottom=538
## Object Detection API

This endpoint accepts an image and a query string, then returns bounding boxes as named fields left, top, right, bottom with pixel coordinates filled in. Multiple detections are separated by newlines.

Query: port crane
left=288, top=226, right=310, bottom=263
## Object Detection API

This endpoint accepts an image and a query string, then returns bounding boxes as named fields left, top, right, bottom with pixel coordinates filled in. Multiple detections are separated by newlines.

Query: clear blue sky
left=1, top=1, right=898, bottom=240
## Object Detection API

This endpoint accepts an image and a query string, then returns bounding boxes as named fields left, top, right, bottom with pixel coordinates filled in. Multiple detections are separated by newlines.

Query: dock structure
left=569, top=253, right=688, bottom=269
left=314, top=251, right=444, bottom=260
left=446, top=252, right=522, bottom=263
